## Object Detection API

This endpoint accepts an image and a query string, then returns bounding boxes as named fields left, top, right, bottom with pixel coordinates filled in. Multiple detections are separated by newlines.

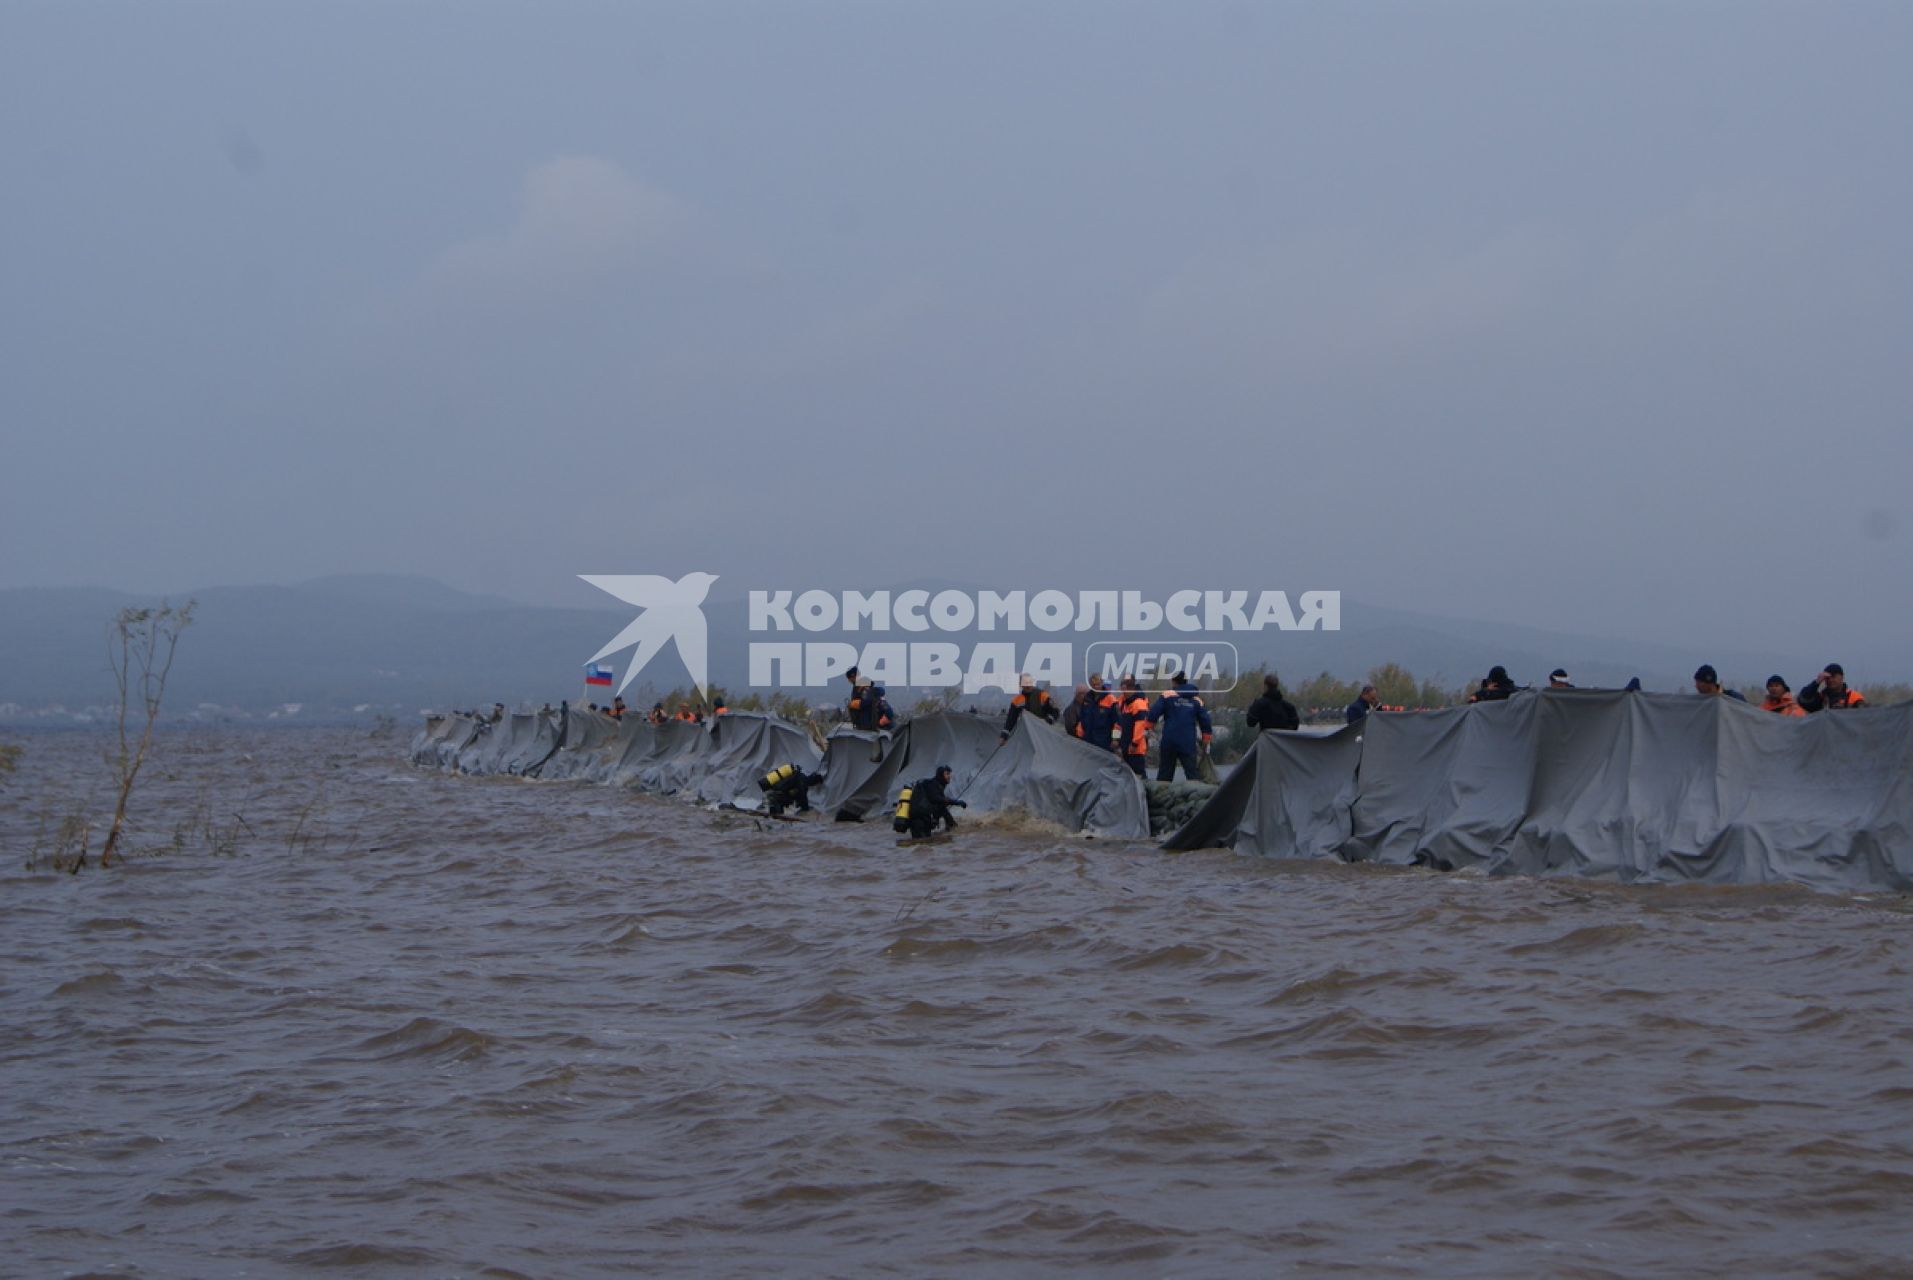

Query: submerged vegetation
left=100, top=601, right=196, bottom=869
left=18, top=601, right=200, bottom=873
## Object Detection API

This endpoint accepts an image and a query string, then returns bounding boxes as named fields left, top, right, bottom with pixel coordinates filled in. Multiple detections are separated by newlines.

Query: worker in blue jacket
left=1147, top=673, right=1213, bottom=783
left=1073, top=674, right=1122, bottom=752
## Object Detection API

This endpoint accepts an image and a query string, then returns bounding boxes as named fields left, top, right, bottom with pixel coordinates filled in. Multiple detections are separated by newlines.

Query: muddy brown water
left=3, top=729, right=1911, bottom=1277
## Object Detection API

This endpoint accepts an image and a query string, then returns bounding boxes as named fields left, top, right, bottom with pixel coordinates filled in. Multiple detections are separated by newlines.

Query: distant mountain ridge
left=0, top=573, right=1884, bottom=722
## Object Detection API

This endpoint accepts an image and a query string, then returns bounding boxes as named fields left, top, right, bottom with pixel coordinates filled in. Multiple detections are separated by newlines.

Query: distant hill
left=0, top=575, right=625, bottom=721
left=0, top=574, right=1878, bottom=723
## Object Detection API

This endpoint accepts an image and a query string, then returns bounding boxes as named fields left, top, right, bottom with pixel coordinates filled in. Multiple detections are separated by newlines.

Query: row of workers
left=846, top=665, right=1223, bottom=783
left=585, top=696, right=727, bottom=724
left=1336, top=662, right=1870, bottom=725
left=999, top=671, right=1219, bottom=783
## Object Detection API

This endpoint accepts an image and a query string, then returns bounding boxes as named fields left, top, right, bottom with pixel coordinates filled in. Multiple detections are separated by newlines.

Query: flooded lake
left=4, top=728, right=1911, bottom=1276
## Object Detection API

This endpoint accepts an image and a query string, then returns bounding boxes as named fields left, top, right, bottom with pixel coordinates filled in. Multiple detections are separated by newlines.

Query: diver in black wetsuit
left=758, top=763, right=825, bottom=816
left=905, top=765, right=965, bottom=839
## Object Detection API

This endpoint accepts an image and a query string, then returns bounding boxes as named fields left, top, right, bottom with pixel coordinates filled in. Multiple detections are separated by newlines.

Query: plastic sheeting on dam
left=1165, top=690, right=1913, bottom=892
left=412, top=706, right=1150, bottom=836
left=819, top=712, right=1002, bottom=822
left=411, top=709, right=822, bottom=811
left=818, top=711, right=1150, bottom=838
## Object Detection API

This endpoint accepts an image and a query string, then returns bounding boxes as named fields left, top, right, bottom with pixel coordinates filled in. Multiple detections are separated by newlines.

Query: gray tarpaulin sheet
left=455, top=712, right=561, bottom=777
left=412, top=709, right=820, bottom=810
left=688, top=713, right=823, bottom=809
left=820, top=727, right=899, bottom=820
left=1163, top=723, right=1363, bottom=858
left=1165, top=690, right=1913, bottom=892
left=962, top=714, right=1151, bottom=838
left=414, top=706, right=1144, bottom=834
left=536, top=710, right=624, bottom=782
left=821, top=712, right=1002, bottom=821
left=411, top=714, right=485, bottom=770
left=411, top=711, right=557, bottom=776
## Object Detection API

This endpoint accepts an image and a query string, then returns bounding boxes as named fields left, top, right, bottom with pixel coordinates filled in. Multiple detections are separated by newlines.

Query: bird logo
left=579, top=572, right=720, bottom=697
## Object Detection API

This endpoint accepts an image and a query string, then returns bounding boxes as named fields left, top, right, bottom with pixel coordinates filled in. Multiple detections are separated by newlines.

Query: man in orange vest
left=1759, top=675, right=1806, bottom=716
left=1798, top=663, right=1867, bottom=712
left=1001, top=674, right=1060, bottom=741
left=845, top=667, right=893, bottom=730
left=1114, top=675, right=1151, bottom=777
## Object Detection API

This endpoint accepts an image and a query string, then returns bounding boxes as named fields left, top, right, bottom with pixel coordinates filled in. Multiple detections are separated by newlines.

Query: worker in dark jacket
left=1693, top=664, right=1747, bottom=701
left=1147, top=673, right=1213, bottom=782
left=1247, top=674, right=1301, bottom=733
left=1062, top=684, right=1087, bottom=736
left=1001, top=674, right=1060, bottom=740
left=1344, top=684, right=1380, bottom=725
left=1798, top=663, right=1867, bottom=712
left=1073, top=674, right=1122, bottom=751
left=1469, top=666, right=1518, bottom=703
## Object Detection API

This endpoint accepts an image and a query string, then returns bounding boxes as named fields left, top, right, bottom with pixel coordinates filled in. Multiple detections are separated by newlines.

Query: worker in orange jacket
left=1759, top=675, right=1806, bottom=716
left=1114, top=676, right=1151, bottom=776
left=1001, top=674, right=1060, bottom=741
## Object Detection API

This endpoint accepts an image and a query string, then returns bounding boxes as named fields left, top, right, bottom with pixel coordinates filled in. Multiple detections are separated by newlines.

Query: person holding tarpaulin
left=843, top=670, right=893, bottom=730
left=1148, top=671, right=1213, bottom=782
left=1001, top=674, right=1060, bottom=741
left=1468, top=666, right=1518, bottom=703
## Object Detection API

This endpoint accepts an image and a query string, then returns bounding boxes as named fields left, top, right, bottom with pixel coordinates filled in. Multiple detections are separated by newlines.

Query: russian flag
left=584, top=662, right=614, bottom=687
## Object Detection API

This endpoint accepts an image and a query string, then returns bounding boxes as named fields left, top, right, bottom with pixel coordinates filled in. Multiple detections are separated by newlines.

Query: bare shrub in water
left=97, top=600, right=196, bottom=870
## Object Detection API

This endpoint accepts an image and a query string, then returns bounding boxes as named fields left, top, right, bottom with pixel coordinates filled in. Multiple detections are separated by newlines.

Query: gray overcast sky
left=4, top=1, right=1909, bottom=654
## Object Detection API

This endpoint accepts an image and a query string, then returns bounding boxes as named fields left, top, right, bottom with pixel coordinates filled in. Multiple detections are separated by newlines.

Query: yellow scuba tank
left=762, top=763, right=796, bottom=789
left=893, top=786, right=914, bottom=832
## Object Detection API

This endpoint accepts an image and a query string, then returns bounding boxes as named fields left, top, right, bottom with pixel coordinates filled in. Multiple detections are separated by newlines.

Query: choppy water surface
left=3, top=729, right=1911, bottom=1277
